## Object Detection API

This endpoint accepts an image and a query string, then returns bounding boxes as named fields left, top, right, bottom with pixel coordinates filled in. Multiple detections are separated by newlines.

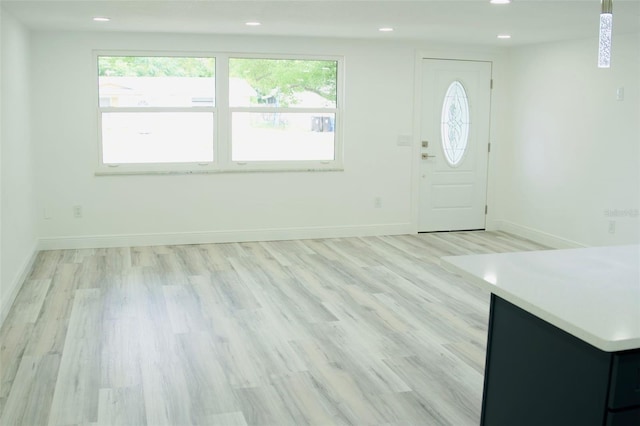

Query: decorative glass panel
left=598, top=13, right=612, bottom=68
left=441, top=81, right=470, bottom=166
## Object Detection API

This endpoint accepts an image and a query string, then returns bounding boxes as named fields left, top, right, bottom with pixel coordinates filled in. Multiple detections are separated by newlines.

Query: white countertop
left=441, top=245, right=640, bottom=352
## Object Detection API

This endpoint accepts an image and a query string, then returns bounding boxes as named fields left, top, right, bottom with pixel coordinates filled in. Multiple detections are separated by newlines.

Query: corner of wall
left=0, top=5, right=4, bottom=328
left=1, top=8, right=40, bottom=329
left=0, top=243, right=38, bottom=328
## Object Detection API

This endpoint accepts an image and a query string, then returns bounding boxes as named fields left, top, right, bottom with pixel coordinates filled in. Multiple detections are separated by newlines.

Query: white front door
left=418, top=59, right=492, bottom=232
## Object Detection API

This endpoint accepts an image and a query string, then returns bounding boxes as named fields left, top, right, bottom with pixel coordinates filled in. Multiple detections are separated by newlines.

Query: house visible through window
left=229, top=58, right=338, bottom=162
left=96, top=53, right=343, bottom=173
left=98, top=56, right=216, bottom=165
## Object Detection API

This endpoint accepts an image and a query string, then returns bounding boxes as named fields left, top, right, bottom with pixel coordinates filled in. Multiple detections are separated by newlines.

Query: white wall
left=494, top=33, right=640, bottom=247
left=0, top=9, right=38, bottom=324
left=31, top=28, right=638, bottom=251
left=31, top=31, right=438, bottom=248
left=0, top=6, right=3, bottom=323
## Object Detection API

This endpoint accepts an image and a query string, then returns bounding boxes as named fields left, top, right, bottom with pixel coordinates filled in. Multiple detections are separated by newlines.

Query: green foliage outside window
left=98, top=56, right=214, bottom=78
left=98, top=56, right=338, bottom=107
left=229, top=58, right=337, bottom=106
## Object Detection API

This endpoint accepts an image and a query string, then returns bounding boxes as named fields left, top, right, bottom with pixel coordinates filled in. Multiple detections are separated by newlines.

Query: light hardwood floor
left=0, top=231, right=547, bottom=426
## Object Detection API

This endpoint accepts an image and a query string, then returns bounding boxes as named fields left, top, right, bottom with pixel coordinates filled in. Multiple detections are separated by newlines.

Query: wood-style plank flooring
left=0, top=231, right=547, bottom=426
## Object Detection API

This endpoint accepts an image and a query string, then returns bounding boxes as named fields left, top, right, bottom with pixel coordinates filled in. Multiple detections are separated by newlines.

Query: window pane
left=98, top=56, right=215, bottom=107
left=229, top=58, right=337, bottom=108
left=232, top=112, right=335, bottom=161
left=101, top=112, right=214, bottom=164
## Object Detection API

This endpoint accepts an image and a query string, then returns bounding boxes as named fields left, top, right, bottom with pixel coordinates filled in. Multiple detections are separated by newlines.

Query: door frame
left=411, top=49, right=506, bottom=234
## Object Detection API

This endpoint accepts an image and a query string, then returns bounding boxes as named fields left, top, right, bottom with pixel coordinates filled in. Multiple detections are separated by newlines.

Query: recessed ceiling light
left=497, top=34, right=512, bottom=39
left=490, top=0, right=511, bottom=4
left=379, top=27, right=394, bottom=32
left=245, top=22, right=261, bottom=26
left=93, top=17, right=110, bottom=22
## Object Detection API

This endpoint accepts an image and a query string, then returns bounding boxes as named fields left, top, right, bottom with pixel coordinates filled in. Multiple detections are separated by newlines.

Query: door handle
left=422, top=153, right=436, bottom=159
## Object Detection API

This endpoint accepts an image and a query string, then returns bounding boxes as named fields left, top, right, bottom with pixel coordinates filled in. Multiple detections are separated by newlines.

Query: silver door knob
left=422, top=153, right=436, bottom=159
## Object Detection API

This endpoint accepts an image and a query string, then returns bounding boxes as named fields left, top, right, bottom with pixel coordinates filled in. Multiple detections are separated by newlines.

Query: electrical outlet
left=608, top=220, right=616, bottom=234
left=374, top=197, right=382, bottom=208
left=73, top=205, right=83, bottom=218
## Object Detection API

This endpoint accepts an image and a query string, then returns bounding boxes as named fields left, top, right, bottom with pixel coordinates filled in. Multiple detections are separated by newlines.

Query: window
left=98, top=55, right=216, bottom=171
left=229, top=58, right=338, bottom=163
left=96, top=52, right=343, bottom=174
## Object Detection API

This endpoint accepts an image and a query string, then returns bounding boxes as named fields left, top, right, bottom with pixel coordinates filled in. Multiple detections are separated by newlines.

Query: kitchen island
left=442, top=245, right=640, bottom=426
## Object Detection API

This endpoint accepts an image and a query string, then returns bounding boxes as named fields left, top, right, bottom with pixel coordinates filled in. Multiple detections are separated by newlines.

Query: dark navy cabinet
left=481, top=295, right=640, bottom=426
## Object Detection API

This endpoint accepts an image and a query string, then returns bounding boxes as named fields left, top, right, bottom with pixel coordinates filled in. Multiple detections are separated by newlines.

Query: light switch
left=616, top=87, right=624, bottom=101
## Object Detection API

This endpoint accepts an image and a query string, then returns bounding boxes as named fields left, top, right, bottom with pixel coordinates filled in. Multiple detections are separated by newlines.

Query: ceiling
left=2, top=0, right=640, bottom=46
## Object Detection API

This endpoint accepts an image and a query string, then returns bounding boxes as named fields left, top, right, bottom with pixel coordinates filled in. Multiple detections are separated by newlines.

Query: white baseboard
left=38, top=223, right=414, bottom=250
left=493, top=220, right=586, bottom=249
left=0, top=242, right=39, bottom=328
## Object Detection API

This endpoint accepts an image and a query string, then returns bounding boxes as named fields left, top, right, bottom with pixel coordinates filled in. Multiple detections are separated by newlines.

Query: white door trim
left=410, top=48, right=507, bottom=234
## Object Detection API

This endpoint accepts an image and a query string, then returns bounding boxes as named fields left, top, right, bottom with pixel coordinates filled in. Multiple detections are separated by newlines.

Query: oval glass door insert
left=441, top=81, right=470, bottom=166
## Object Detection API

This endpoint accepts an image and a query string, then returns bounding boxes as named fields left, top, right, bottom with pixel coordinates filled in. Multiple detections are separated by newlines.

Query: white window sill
left=95, top=165, right=344, bottom=176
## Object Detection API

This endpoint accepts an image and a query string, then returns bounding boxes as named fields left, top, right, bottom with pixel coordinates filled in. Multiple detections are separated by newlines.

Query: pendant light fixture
left=598, top=0, right=613, bottom=68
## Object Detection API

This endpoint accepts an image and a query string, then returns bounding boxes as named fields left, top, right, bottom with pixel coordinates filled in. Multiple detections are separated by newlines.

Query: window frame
left=94, top=50, right=344, bottom=175
left=94, top=51, right=218, bottom=174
